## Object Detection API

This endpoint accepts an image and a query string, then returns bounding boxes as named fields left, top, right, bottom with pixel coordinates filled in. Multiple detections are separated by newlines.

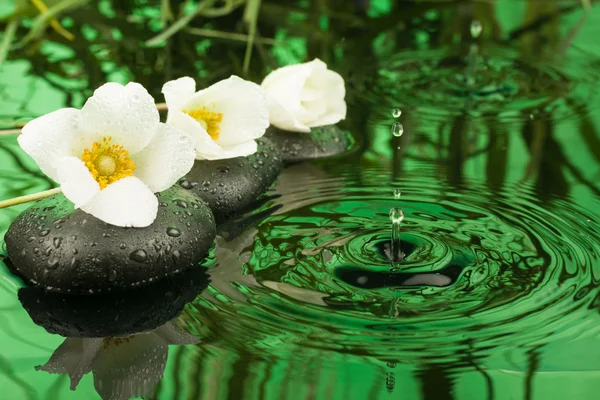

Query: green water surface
left=2, top=1, right=600, bottom=399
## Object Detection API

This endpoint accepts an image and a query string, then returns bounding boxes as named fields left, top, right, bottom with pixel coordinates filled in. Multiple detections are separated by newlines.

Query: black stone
left=4, top=186, right=216, bottom=294
left=265, top=125, right=353, bottom=164
left=17, top=265, right=210, bottom=337
left=178, top=137, right=282, bottom=223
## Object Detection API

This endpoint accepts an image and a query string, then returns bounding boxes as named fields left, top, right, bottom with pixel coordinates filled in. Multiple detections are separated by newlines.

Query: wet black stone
left=18, top=265, right=210, bottom=337
left=4, top=186, right=216, bottom=294
left=179, top=137, right=282, bottom=223
left=265, top=125, right=353, bottom=164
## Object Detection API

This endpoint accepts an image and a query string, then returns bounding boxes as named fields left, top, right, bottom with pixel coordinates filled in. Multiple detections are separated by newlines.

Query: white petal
left=166, top=110, right=225, bottom=159
left=79, top=82, right=159, bottom=155
left=36, top=338, right=103, bottom=390
left=184, top=76, right=269, bottom=147
left=18, top=108, right=81, bottom=181
left=302, top=96, right=327, bottom=119
left=301, top=87, right=324, bottom=102
left=266, top=94, right=311, bottom=132
left=306, top=69, right=347, bottom=127
left=56, top=157, right=100, bottom=208
left=162, top=76, right=196, bottom=111
left=92, top=334, right=168, bottom=400
left=132, top=123, right=195, bottom=193
left=81, top=177, right=158, bottom=227
left=154, top=321, right=201, bottom=345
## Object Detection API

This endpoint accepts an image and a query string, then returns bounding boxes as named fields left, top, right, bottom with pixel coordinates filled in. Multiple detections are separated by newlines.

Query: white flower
left=36, top=321, right=200, bottom=400
left=261, top=58, right=347, bottom=133
left=162, top=76, right=269, bottom=160
left=18, top=82, right=196, bottom=228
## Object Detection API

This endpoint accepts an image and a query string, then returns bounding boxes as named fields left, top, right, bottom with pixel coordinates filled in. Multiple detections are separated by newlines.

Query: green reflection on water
left=2, top=0, right=600, bottom=399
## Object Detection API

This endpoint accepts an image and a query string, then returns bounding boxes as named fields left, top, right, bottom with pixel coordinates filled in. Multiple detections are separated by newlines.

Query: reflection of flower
left=162, top=76, right=269, bottom=160
left=261, top=58, right=347, bottom=132
left=36, top=321, right=199, bottom=400
left=18, top=82, right=196, bottom=227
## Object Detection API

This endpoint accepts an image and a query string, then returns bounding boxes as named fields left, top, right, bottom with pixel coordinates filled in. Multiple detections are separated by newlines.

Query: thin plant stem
left=145, top=0, right=215, bottom=47
left=0, top=19, right=18, bottom=70
left=0, top=129, right=21, bottom=136
left=243, top=0, right=261, bottom=74
left=186, top=27, right=279, bottom=45
left=0, top=188, right=62, bottom=209
left=31, top=0, right=75, bottom=41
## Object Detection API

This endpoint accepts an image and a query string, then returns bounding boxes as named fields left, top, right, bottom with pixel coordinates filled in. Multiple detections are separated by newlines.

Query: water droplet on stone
left=174, top=199, right=188, bottom=208
left=129, top=249, right=148, bottom=262
left=391, top=122, right=404, bottom=137
left=217, top=165, right=230, bottom=173
left=108, top=269, right=117, bottom=281
left=391, top=108, right=402, bottom=118
left=39, top=229, right=50, bottom=237
left=166, top=227, right=181, bottom=238
left=119, top=243, right=127, bottom=249
left=47, top=257, right=59, bottom=270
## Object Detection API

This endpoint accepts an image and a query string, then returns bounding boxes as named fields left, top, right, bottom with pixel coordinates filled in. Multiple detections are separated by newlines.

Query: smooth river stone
left=265, top=125, right=352, bottom=164
left=178, top=137, right=282, bottom=223
left=18, top=265, right=210, bottom=337
left=4, top=186, right=216, bottom=294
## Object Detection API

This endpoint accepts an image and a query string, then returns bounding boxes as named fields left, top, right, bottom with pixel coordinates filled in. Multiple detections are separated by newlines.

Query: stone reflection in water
left=16, top=263, right=210, bottom=400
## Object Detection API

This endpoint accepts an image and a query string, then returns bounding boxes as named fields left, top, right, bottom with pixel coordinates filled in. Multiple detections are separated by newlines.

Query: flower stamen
left=81, top=137, right=135, bottom=189
left=185, top=107, right=223, bottom=140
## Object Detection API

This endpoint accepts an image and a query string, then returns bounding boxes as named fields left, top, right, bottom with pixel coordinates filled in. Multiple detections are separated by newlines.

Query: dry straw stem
left=0, top=188, right=62, bottom=209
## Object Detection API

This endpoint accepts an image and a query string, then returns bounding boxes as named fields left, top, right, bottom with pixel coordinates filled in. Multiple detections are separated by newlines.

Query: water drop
left=389, top=208, right=404, bottom=267
left=39, top=229, right=50, bottom=237
left=389, top=208, right=404, bottom=223
left=47, top=258, right=59, bottom=270
left=166, top=227, right=181, bottom=238
left=108, top=269, right=118, bottom=281
left=391, top=122, right=404, bottom=137
left=129, top=249, right=148, bottom=262
left=470, top=20, right=483, bottom=38
left=357, top=276, right=368, bottom=285
left=174, top=199, right=188, bottom=209
left=119, top=243, right=127, bottom=249
left=393, top=189, right=401, bottom=199
left=391, top=108, right=402, bottom=118
left=386, top=372, right=396, bottom=392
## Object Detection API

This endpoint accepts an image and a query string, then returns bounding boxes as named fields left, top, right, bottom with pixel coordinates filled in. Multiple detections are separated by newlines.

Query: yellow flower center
left=81, top=137, right=135, bottom=189
left=185, top=106, right=223, bottom=140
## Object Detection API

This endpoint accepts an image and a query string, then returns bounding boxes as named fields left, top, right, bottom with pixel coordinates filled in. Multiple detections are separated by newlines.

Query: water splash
left=389, top=207, right=404, bottom=270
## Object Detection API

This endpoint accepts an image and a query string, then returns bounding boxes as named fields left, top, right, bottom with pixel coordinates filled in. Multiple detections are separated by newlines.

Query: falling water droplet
left=391, top=108, right=402, bottom=118
left=470, top=20, right=483, bottom=38
left=389, top=207, right=404, bottom=224
left=393, top=189, right=402, bottom=199
left=391, top=122, right=404, bottom=137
